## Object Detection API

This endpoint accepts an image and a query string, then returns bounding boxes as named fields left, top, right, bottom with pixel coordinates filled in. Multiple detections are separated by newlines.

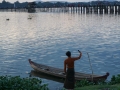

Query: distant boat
left=28, top=59, right=109, bottom=82
left=6, top=18, right=9, bottom=21
left=28, top=17, right=32, bottom=19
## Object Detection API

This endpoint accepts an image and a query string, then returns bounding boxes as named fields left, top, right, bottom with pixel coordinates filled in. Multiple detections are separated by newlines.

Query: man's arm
left=73, top=50, right=82, bottom=60
left=64, top=61, right=66, bottom=73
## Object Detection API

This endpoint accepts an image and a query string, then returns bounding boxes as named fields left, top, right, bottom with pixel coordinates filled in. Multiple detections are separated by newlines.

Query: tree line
left=0, top=0, right=120, bottom=9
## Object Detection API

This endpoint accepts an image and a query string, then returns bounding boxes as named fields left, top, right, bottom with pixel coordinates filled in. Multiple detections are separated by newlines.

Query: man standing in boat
left=64, top=50, right=82, bottom=90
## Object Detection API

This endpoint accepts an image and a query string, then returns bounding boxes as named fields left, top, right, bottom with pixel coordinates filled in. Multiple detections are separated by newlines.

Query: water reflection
left=0, top=12, right=120, bottom=89
left=30, top=70, right=64, bottom=83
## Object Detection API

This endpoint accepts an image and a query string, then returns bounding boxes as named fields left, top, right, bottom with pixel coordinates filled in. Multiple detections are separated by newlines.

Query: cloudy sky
left=0, top=0, right=119, bottom=3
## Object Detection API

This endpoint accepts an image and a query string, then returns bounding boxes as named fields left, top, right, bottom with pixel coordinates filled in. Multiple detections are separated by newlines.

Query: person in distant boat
left=64, top=50, right=82, bottom=90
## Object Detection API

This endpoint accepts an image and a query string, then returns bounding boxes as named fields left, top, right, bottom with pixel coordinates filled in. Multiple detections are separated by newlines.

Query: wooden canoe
left=28, top=59, right=109, bottom=82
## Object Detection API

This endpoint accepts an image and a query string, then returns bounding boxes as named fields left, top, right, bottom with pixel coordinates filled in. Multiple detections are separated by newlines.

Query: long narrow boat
left=28, top=59, right=109, bottom=82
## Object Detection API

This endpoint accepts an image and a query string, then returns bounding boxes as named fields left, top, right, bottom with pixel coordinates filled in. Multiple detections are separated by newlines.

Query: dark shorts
left=64, top=68, right=75, bottom=89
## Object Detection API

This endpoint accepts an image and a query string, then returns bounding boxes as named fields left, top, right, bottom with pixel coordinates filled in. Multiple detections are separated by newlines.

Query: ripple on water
left=0, top=12, right=120, bottom=89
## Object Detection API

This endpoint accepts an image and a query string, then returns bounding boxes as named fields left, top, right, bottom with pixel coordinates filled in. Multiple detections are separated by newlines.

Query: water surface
left=0, top=12, right=120, bottom=89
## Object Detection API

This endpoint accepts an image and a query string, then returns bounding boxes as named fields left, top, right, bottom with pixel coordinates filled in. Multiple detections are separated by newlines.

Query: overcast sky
left=0, top=0, right=119, bottom=3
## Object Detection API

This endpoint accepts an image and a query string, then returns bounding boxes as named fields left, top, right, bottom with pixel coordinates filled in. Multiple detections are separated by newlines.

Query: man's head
left=66, top=51, right=71, bottom=57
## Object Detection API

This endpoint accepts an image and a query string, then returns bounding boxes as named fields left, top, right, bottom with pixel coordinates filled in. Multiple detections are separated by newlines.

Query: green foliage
left=75, top=74, right=120, bottom=89
left=0, top=75, right=49, bottom=90
left=75, top=79, right=95, bottom=87
left=75, top=84, right=120, bottom=90
left=1, top=74, right=120, bottom=90
left=75, top=79, right=109, bottom=88
left=109, top=74, right=120, bottom=85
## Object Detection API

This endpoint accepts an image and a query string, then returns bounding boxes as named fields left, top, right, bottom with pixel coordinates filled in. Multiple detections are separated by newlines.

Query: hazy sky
left=0, top=0, right=119, bottom=3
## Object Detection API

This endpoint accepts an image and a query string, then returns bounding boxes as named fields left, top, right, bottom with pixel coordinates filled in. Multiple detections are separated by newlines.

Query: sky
left=0, top=0, right=119, bottom=3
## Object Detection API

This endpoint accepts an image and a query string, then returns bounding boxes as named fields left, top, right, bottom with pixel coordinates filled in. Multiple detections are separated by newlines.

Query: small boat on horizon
left=6, top=18, right=9, bottom=21
left=28, top=59, right=109, bottom=82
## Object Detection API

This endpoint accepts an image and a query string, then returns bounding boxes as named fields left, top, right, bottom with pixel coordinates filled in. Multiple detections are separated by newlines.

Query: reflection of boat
left=30, top=70, right=64, bottom=83
left=28, top=59, right=109, bottom=82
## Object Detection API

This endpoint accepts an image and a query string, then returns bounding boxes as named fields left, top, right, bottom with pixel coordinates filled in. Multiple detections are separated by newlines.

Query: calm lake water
left=0, top=12, right=120, bottom=89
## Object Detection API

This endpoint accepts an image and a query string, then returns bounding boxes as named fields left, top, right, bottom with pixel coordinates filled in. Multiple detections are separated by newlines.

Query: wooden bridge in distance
left=0, top=4, right=120, bottom=14
left=36, top=5, right=120, bottom=14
